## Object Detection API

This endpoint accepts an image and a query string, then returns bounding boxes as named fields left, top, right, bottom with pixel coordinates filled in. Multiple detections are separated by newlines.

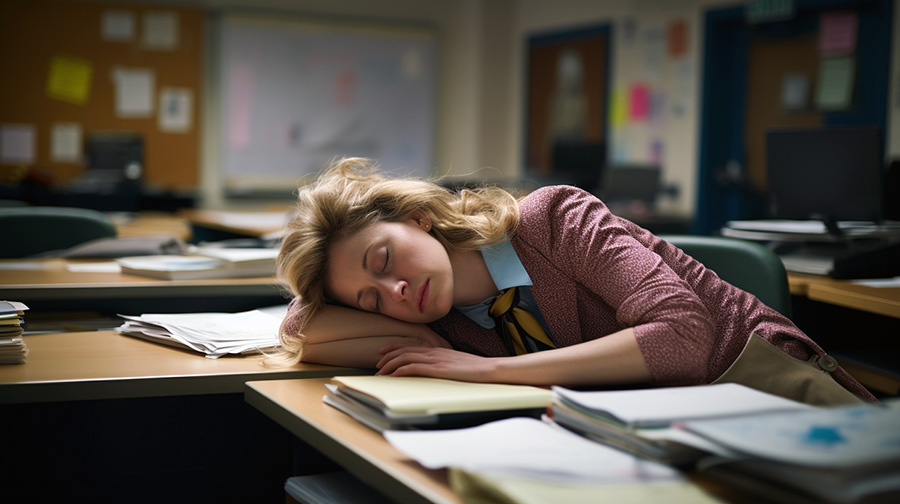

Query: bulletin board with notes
left=0, top=0, right=204, bottom=189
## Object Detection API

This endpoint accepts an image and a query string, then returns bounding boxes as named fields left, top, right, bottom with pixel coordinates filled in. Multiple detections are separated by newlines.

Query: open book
left=548, top=383, right=813, bottom=466
left=116, top=246, right=278, bottom=280
left=323, top=376, right=553, bottom=431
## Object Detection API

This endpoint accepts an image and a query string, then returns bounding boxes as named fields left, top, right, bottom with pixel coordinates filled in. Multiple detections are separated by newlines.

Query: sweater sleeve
left=518, top=186, right=716, bottom=384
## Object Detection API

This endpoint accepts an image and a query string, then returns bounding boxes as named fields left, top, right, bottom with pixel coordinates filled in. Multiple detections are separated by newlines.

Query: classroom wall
left=0, top=0, right=205, bottom=189
left=3, top=0, right=897, bottom=217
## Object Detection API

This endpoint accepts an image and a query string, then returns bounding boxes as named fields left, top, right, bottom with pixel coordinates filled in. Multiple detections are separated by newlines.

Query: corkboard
left=0, top=0, right=204, bottom=189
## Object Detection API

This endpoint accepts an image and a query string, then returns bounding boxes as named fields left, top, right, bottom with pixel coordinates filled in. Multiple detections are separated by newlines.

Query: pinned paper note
left=112, top=68, right=155, bottom=118
left=629, top=84, right=650, bottom=121
left=142, top=11, right=179, bottom=50
left=0, top=124, right=36, bottom=164
left=819, top=11, right=858, bottom=54
left=50, top=123, right=82, bottom=163
left=816, top=56, right=855, bottom=110
left=102, top=10, right=135, bottom=42
left=610, top=88, right=627, bottom=127
left=667, top=20, right=687, bottom=58
left=158, top=88, right=193, bottom=132
left=781, top=73, right=811, bottom=110
left=46, top=55, right=93, bottom=105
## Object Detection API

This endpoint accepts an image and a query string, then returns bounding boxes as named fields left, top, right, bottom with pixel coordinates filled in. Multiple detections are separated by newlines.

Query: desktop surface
left=0, top=330, right=360, bottom=404
left=246, top=377, right=461, bottom=504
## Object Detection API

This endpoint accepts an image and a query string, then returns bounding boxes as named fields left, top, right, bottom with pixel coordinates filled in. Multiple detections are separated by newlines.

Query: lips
left=417, top=279, right=430, bottom=312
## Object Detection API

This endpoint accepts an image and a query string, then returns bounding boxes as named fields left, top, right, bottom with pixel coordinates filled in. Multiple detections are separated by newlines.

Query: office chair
left=660, top=235, right=792, bottom=318
left=0, top=206, right=118, bottom=258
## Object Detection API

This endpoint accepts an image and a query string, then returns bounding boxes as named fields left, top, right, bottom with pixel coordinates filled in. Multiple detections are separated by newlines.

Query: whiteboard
left=217, top=15, right=436, bottom=192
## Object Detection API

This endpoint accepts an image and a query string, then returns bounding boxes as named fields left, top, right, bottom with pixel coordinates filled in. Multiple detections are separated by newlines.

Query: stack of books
left=116, top=246, right=278, bottom=280
left=116, top=308, right=282, bottom=359
left=547, top=383, right=812, bottom=466
left=323, top=375, right=553, bottom=432
left=547, top=383, right=900, bottom=503
left=0, top=301, right=29, bottom=364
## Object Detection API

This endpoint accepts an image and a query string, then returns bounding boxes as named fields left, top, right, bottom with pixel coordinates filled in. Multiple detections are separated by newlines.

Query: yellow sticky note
left=47, top=55, right=93, bottom=105
left=610, top=87, right=628, bottom=127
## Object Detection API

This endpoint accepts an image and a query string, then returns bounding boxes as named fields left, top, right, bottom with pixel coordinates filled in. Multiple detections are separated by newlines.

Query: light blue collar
left=455, top=241, right=533, bottom=329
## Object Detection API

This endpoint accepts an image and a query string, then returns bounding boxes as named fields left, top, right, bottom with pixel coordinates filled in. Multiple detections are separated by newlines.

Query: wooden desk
left=0, top=332, right=366, bottom=502
left=246, top=379, right=750, bottom=504
left=0, top=257, right=286, bottom=319
left=788, top=273, right=900, bottom=319
left=246, top=377, right=461, bottom=504
left=788, top=273, right=900, bottom=396
left=179, top=208, right=293, bottom=241
left=0, top=330, right=360, bottom=404
left=110, top=211, right=192, bottom=241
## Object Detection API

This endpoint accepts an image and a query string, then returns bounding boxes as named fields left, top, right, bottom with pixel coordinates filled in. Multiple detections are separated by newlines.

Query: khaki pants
left=712, top=333, right=863, bottom=407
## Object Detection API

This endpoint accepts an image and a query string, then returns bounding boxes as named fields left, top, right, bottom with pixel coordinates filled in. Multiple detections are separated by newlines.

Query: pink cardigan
left=428, top=186, right=874, bottom=400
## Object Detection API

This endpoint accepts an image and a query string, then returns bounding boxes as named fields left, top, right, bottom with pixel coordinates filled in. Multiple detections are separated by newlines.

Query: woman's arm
left=375, top=327, right=652, bottom=387
left=299, top=304, right=450, bottom=367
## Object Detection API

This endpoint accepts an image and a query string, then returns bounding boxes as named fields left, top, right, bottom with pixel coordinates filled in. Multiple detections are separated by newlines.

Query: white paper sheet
left=0, top=124, right=36, bottom=164
left=142, top=11, right=179, bottom=50
left=51, top=123, right=82, bottom=162
left=552, top=383, right=812, bottom=427
left=102, top=10, right=135, bottom=41
left=158, top=87, right=193, bottom=132
left=112, top=68, right=155, bottom=118
left=384, top=417, right=680, bottom=483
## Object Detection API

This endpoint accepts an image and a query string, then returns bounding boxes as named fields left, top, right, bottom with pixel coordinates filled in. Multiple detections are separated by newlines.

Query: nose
left=382, top=278, right=409, bottom=304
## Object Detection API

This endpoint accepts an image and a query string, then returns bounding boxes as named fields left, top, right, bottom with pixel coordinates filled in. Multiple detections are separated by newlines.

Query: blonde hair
left=267, top=157, right=520, bottom=366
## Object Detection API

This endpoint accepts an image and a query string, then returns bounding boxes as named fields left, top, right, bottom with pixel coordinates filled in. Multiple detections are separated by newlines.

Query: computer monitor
left=600, top=164, right=660, bottom=207
left=550, top=140, right=606, bottom=192
left=766, top=127, right=883, bottom=222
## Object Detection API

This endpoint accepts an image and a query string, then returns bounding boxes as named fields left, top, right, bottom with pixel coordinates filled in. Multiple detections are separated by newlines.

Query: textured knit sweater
left=426, top=185, right=874, bottom=400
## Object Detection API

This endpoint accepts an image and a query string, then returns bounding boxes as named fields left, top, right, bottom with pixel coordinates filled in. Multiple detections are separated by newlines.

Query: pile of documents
left=323, top=375, right=553, bottom=432
left=116, top=246, right=278, bottom=280
left=547, top=383, right=812, bottom=466
left=116, top=308, right=282, bottom=359
left=545, top=383, right=900, bottom=503
left=0, top=301, right=29, bottom=364
left=372, top=382, right=900, bottom=503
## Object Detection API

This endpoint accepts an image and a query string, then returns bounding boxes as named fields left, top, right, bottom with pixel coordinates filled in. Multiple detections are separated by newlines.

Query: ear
left=409, top=210, right=432, bottom=231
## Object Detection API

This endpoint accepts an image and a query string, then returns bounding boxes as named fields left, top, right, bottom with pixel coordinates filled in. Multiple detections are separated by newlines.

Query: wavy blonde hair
left=267, top=157, right=520, bottom=366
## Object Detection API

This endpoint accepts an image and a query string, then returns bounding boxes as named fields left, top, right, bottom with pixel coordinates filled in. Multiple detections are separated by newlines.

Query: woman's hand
left=375, top=342, right=500, bottom=382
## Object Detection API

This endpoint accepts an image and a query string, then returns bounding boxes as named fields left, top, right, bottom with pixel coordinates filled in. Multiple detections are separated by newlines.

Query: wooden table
left=788, top=273, right=900, bottom=319
left=179, top=208, right=293, bottom=241
left=245, top=378, right=757, bottom=504
left=110, top=211, right=192, bottom=240
left=788, top=273, right=900, bottom=396
left=246, top=377, right=461, bottom=504
left=0, top=330, right=361, bottom=404
left=0, top=331, right=367, bottom=502
left=0, top=257, right=287, bottom=325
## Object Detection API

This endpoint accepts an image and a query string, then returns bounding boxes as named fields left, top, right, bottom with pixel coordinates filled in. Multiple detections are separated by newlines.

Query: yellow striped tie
left=489, top=287, right=556, bottom=355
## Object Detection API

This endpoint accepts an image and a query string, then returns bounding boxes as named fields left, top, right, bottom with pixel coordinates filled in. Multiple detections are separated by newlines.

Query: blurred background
left=1, top=0, right=897, bottom=237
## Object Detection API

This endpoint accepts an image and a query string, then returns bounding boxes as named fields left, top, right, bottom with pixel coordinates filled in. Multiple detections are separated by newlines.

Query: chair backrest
left=0, top=206, right=118, bottom=258
left=659, top=234, right=792, bottom=318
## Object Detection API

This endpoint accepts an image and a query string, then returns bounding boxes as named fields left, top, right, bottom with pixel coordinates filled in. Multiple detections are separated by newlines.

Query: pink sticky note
left=630, top=84, right=649, bottom=120
left=819, top=11, right=858, bottom=54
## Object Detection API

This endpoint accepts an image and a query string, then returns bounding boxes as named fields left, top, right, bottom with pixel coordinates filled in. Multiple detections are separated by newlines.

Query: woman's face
left=324, top=216, right=455, bottom=323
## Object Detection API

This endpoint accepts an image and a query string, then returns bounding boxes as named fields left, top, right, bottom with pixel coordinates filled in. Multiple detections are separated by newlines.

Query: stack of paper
left=116, top=309, right=282, bottom=358
left=683, top=398, right=900, bottom=504
left=548, top=383, right=813, bottom=466
left=384, top=417, right=722, bottom=504
left=116, top=246, right=278, bottom=280
left=323, top=375, right=553, bottom=432
left=0, top=301, right=29, bottom=364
